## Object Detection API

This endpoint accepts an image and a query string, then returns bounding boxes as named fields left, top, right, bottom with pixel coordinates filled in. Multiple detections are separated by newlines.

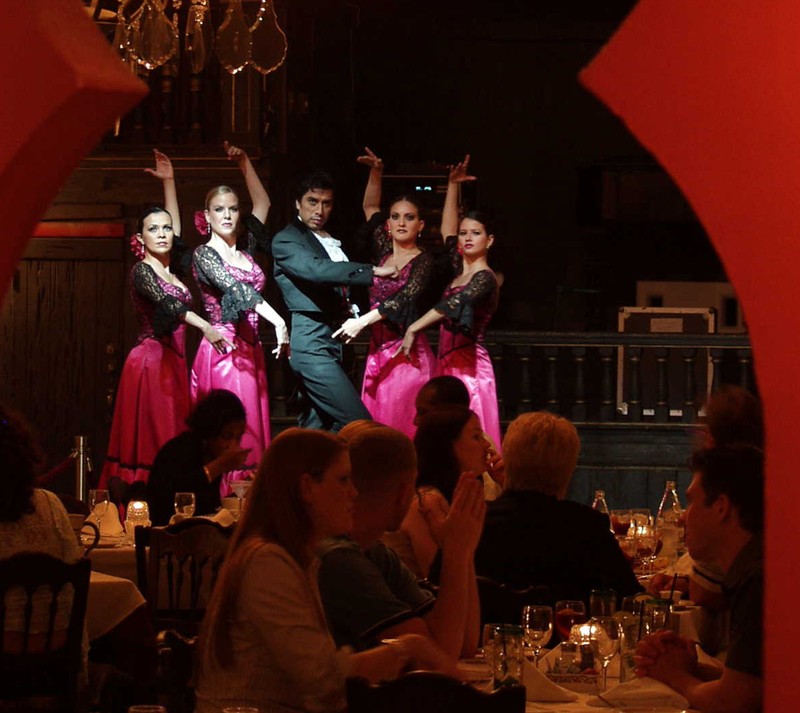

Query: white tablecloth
left=86, top=571, right=145, bottom=640
left=89, top=544, right=137, bottom=583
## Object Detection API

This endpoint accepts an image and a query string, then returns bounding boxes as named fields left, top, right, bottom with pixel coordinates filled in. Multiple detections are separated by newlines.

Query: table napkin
left=524, top=659, right=579, bottom=702
left=92, top=503, right=124, bottom=537
left=592, top=676, right=689, bottom=708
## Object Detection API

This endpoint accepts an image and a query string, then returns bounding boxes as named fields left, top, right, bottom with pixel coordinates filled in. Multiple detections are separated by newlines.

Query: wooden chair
left=155, top=628, right=197, bottom=713
left=0, top=553, right=91, bottom=711
left=56, top=492, right=89, bottom=516
left=346, top=672, right=526, bottom=713
left=477, top=576, right=552, bottom=628
left=135, top=519, right=233, bottom=637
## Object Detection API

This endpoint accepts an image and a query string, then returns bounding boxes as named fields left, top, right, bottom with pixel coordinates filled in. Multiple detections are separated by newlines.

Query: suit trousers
left=288, top=313, right=371, bottom=431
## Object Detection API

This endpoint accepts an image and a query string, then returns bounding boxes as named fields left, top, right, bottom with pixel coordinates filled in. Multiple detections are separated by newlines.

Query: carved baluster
left=544, top=346, right=560, bottom=414
left=486, top=341, right=504, bottom=420
left=710, top=347, right=724, bottom=394
left=655, top=347, right=669, bottom=422
left=737, top=349, right=752, bottom=392
left=626, top=346, right=643, bottom=422
left=571, top=346, right=587, bottom=422
left=267, top=352, right=289, bottom=418
left=158, top=61, right=177, bottom=144
left=517, top=345, right=532, bottom=415
left=682, top=348, right=698, bottom=423
left=188, top=74, right=203, bottom=143
left=599, top=346, right=615, bottom=422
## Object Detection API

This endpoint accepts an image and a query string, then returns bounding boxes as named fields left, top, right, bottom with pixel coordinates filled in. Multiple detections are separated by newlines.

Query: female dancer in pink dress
left=332, top=148, right=435, bottom=437
left=100, top=151, right=232, bottom=492
left=400, top=157, right=502, bottom=450
left=191, top=142, right=288, bottom=492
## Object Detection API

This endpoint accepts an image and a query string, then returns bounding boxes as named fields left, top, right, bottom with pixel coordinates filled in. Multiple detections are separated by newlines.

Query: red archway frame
left=581, top=1, right=796, bottom=709
left=0, top=0, right=146, bottom=295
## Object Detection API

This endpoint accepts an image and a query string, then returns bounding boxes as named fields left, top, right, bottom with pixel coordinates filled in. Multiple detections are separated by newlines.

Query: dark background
left=276, top=0, right=726, bottom=330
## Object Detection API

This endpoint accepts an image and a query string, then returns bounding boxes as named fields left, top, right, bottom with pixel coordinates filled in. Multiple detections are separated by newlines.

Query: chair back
left=0, top=553, right=91, bottom=710
left=135, top=519, right=233, bottom=636
left=477, top=576, right=552, bottom=628
left=347, top=672, right=525, bottom=713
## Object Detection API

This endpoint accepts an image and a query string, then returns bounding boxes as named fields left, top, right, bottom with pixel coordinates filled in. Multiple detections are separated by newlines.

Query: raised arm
left=144, top=149, right=181, bottom=237
left=224, top=141, right=270, bottom=224
left=440, top=154, right=476, bottom=240
left=358, top=146, right=384, bottom=220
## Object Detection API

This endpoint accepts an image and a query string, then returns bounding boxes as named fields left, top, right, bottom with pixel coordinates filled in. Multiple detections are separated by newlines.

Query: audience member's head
left=338, top=419, right=382, bottom=442
left=186, top=389, right=247, bottom=440
left=0, top=404, right=42, bottom=522
left=414, top=376, right=470, bottom=425
left=502, top=411, right=580, bottom=498
left=703, top=385, right=764, bottom=449
left=415, top=406, right=487, bottom=502
left=343, top=424, right=417, bottom=531
left=689, top=445, right=764, bottom=538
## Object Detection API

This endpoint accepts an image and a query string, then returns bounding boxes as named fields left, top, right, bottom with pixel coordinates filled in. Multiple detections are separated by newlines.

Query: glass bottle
left=592, top=490, right=613, bottom=532
left=656, top=480, right=683, bottom=562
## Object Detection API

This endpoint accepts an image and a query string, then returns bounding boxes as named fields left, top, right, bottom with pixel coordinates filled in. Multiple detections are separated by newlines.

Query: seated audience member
left=195, top=428, right=455, bottom=713
left=474, top=411, right=641, bottom=606
left=147, top=390, right=250, bottom=525
left=635, top=445, right=763, bottom=713
left=396, top=407, right=490, bottom=579
left=0, top=403, right=83, bottom=624
left=318, top=423, right=482, bottom=657
left=647, top=385, right=764, bottom=652
left=415, top=375, right=504, bottom=496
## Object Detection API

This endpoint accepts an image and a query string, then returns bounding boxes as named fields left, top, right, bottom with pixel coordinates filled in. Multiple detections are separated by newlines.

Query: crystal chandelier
left=110, top=0, right=288, bottom=75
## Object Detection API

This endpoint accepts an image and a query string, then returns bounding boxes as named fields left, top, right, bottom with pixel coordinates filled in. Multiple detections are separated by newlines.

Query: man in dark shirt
left=474, top=411, right=641, bottom=606
left=635, top=445, right=763, bottom=712
left=317, top=424, right=482, bottom=657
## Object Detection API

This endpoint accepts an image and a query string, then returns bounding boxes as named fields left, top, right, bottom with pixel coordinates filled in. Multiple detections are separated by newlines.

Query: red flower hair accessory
left=129, top=233, right=145, bottom=260
left=194, top=210, right=210, bottom=237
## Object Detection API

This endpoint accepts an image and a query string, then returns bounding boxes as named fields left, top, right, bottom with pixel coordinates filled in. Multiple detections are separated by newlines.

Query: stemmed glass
left=588, top=616, right=621, bottom=691
left=88, top=489, right=110, bottom=528
left=554, top=600, right=586, bottom=641
left=174, top=492, right=196, bottom=519
left=522, top=605, right=553, bottom=668
left=230, top=479, right=253, bottom=518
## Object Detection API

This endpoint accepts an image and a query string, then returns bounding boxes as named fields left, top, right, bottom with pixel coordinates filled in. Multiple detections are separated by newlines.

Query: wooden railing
left=265, top=329, right=753, bottom=428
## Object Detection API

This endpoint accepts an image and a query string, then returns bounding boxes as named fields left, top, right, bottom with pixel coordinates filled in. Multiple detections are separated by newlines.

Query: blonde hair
left=346, top=424, right=417, bottom=498
left=503, top=412, right=580, bottom=497
left=204, top=184, right=238, bottom=210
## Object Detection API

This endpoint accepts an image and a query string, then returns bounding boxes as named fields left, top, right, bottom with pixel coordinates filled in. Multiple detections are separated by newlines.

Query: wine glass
left=588, top=616, right=621, bottom=691
left=174, top=492, right=196, bottom=519
left=230, top=479, right=253, bottom=517
left=610, top=509, right=632, bottom=537
left=554, top=600, right=586, bottom=641
left=521, top=605, right=553, bottom=668
left=88, top=488, right=110, bottom=528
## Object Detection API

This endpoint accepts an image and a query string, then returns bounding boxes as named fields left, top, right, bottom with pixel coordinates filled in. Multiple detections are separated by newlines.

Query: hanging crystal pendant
left=215, top=0, right=251, bottom=74
left=186, top=0, right=212, bottom=74
left=249, top=0, right=288, bottom=75
left=129, top=0, right=178, bottom=71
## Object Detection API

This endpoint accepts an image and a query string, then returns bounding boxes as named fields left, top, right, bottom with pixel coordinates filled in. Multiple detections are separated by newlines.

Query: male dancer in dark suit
left=272, top=170, right=397, bottom=430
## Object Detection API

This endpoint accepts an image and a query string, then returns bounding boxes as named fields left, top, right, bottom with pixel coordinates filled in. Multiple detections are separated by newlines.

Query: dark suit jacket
left=272, top=217, right=374, bottom=321
left=474, top=489, right=642, bottom=606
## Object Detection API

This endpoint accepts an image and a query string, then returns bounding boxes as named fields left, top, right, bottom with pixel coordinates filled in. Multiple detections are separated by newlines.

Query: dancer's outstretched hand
left=143, top=149, right=174, bottom=181
left=332, top=318, right=364, bottom=344
left=223, top=140, right=249, bottom=170
left=448, top=154, right=476, bottom=184
left=272, top=323, right=290, bottom=358
left=357, top=146, right=383, bottom=170
left=203, top=326, right=235, bottom=355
